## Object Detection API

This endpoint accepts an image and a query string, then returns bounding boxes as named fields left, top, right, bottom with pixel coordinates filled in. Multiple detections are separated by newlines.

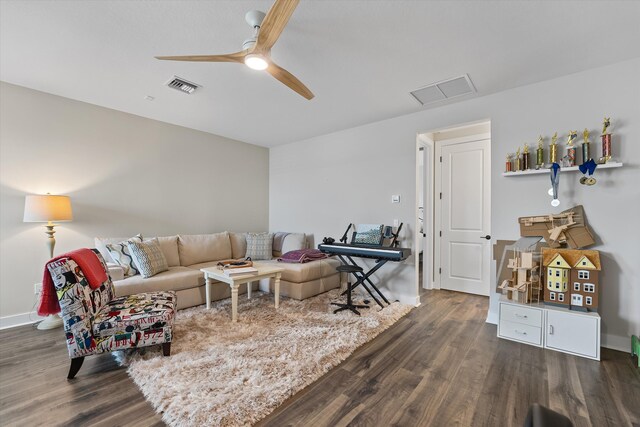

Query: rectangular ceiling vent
left=410, top=74, right=476, bottom=106
left=165, top=76, right=200, bottom=94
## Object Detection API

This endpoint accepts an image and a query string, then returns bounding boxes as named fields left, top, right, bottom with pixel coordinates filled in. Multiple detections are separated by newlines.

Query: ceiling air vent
left=410, top=74, right=476, bottom=106
left=165, top=76, right=200, bottom=94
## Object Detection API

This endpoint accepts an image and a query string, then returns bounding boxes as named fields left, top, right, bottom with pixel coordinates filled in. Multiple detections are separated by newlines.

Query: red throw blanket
left=277, top=249, right=328, bottom=264
left=38, top=248, right=108, bottom=316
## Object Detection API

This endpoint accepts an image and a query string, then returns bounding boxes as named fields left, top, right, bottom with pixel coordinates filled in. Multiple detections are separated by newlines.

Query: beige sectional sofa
left=94, top=232, right=340, bottom=310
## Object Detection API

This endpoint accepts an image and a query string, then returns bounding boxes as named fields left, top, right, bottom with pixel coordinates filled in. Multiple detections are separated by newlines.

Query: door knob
left=480, top=235, right=491, bottom=240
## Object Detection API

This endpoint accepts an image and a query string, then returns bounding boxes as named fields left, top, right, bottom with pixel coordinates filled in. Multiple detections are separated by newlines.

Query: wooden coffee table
left=200, top=263, right=283, bottom=322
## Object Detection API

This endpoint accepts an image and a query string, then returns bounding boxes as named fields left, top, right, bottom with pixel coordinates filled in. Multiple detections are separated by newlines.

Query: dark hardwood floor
left=1, top=291, right=638, bottom=426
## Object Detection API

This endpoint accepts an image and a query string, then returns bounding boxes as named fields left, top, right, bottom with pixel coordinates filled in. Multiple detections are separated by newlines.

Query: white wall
left=0, top=82, right=269, bottom=325
left=270, top=58, right=640, bottom=351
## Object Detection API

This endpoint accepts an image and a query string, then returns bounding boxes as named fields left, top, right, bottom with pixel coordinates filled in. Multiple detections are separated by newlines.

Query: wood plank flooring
left=1, top=290, right=638, bottom=426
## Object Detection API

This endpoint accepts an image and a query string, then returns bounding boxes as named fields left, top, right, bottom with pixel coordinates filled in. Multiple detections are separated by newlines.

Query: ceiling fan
left=155, top=0, right=314, bottom=100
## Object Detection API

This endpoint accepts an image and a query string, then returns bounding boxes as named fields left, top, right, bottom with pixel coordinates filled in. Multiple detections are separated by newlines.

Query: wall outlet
left=34, top=283, right=42, bottom=295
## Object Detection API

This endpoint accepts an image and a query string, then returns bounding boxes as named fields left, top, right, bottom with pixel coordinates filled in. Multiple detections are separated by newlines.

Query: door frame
left=435, top=132, right=491, bottom=292
left=415, top=134, right=436, bottom=297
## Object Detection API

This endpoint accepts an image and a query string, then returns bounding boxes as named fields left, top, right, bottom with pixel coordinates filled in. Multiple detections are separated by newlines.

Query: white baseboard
left=601, top=333, right=631, bottom=353
left=0, top=311, right=44, bottom=330
left=485, top=311, right=498, bottom=325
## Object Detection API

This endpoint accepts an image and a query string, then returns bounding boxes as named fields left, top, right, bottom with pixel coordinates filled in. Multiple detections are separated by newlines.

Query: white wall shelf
left=502, top=161, right=623, bottom=177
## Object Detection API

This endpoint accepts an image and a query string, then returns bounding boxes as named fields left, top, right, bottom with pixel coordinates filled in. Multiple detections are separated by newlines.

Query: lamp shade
left=23, top=194, right=73, bottom=222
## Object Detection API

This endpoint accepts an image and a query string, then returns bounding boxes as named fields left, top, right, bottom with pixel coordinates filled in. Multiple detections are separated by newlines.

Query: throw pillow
left=106, top=234, right=143, bottom=277
left=245, top=232, right=273, bottom=260
left=127, top=238, right=169, bottom=278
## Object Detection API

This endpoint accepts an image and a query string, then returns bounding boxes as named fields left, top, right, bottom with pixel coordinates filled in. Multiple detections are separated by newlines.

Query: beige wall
left=0, top=82, right=269, bottom=323
left=270, top=58, right=640, bottom=351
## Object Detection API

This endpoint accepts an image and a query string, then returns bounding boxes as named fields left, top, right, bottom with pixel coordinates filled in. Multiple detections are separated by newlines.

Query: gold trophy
left=581, top=128, right=590, bottom=163
left=549, top=132, right=558, bottom=163
left=522, top=144, right=530, bottom=170
left=515, top=147, right=521, bottom=171
left=536, top=135, right=544, bottom=169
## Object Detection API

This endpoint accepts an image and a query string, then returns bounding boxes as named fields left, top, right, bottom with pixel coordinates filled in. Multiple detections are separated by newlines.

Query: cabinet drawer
left=499, top=320, right=542, bottom=346
left=500, top=303, right=542, bottom=327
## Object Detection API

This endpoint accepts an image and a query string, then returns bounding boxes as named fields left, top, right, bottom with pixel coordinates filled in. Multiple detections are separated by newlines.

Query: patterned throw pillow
left=106, top=234, right=143, bottom=277
left=127, top=238, right=169, bottom=279
left=245, top=232, right=273, bottom=260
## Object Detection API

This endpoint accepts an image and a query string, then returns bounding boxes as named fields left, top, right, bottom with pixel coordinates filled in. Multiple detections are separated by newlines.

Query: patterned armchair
left=47, top=250, right=176, bottom=379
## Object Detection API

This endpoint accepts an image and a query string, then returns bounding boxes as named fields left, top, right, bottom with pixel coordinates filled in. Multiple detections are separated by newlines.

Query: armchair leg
left=67, top=357, right=85, bottom=380
left=162, top=342, right=171, bottom=356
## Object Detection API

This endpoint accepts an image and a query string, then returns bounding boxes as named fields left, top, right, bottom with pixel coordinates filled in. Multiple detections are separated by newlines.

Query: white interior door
left=440, top=138, right=491, bottom=296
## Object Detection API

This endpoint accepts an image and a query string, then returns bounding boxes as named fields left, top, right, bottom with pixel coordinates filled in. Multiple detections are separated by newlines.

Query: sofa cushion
left=229, top=232, right=247, bottom=259
left=92, top=291, right=176, bottom=338
left=154, top=235, right=180, bottom=267
left=113, top=266, right=203, bottom=296
left=105, top=234, right=143, bottom=277
left=178, top=232, right=231, bottom=266
left=246, top=232, right=273, bottom=260
left=260, top=258, right=341, bottom=283
left=128, top=238, right=169, bottom=278
left=273, top=232, right=307, bottom=257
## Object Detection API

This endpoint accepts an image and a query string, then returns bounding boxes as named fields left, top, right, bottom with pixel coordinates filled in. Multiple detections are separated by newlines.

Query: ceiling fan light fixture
left=245, top=53, right=269, bottom=71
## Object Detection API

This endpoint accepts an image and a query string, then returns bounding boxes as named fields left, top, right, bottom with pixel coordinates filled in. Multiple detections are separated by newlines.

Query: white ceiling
left=2, top=1, right=639, bottom=147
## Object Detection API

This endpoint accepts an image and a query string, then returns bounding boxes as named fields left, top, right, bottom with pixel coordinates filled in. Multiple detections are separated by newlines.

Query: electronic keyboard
left=318, top=243, right=411, bottom=261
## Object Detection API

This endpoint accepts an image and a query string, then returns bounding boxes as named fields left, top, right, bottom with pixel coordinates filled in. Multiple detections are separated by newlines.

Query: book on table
left=223, top=266, right=259, bottom=277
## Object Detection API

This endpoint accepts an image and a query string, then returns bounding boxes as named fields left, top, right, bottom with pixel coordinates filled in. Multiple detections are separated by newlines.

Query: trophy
left=522, top=144, right=530, bottom=170
left=566, top=130, right=577, bottom=167
left=505, top=153, right=513, bottom=172
left=581, top=128, right=590, bottom=163
left=549, top=132, right=558, bottom=164
left=515, top=147, right=521, bottom=171
left=601, top=117, right=612, bottom=163
left=536, top=135, right=544, bottom=169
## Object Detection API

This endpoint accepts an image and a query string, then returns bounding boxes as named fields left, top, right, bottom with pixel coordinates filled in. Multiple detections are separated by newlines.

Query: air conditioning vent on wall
left=410, top=74, right=476, bottom=106
left=165, top=76, right=200, bottom=94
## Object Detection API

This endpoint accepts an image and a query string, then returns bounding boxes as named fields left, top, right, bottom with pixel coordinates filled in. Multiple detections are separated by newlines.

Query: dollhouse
left=542, top=248, right=601, bottom=312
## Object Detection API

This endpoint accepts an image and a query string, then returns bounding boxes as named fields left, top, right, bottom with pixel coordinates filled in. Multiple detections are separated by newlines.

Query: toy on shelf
left=601, top=117, right=612, bottom=163
left=498, top=249, right=542, bottom=304
left=542, top=248, right=601, bottom=312
left=519, top=205, right=595, bottom=249
left=536, top=135, right=544, bottom=169
left=549, top=132, right=559, bottom=164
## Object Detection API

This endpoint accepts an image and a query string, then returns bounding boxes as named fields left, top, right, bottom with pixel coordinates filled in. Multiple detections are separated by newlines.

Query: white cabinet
left=498, top=302, right=543, bottom=346
left=497, top=296, right=601, bottom=361
left=545, top=307, right=600, bottom=360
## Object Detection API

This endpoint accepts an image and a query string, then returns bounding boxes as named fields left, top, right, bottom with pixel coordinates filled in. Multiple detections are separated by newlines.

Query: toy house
left=542, top=248, right=601, bottom=312
left=498, top=249, right=541, bottom=304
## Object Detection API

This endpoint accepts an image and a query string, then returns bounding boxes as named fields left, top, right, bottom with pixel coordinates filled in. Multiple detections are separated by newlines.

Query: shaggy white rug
left=117, top=289, right=412, bottom=427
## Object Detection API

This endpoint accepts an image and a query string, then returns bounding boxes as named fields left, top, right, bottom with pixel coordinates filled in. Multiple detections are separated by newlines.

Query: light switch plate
left=391, top=195, right=400, bottom=203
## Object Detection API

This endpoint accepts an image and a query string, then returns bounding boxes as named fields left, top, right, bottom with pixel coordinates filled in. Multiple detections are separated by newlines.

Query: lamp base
left=37, top=314, right=63, bottom=330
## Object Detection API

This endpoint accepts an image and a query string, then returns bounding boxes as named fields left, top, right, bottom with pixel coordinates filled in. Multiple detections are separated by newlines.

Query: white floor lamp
left=23, top=193, right=73, bottom=330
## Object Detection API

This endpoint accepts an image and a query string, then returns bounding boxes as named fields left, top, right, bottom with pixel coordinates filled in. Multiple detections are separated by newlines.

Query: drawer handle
left=515, top=314, right=528, bottom=319
left=515, top=330, right=527, bottom=335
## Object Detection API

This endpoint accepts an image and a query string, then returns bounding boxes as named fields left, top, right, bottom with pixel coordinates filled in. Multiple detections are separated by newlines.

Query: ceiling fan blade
left=256, top=0, right=299, bottom=51
left=155, top=51, right=248, bottom=63
left=266, top=62, right=314, bottom=100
